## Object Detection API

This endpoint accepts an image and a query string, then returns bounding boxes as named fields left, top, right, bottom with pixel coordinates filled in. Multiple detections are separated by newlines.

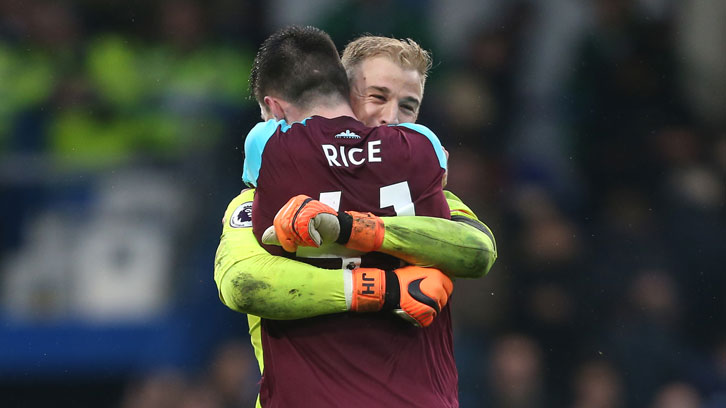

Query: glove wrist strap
left=382, top=269, right=400, bottom=311
left=338, top=211, right=385, bottom=252
left=336, top=212, right=353, bottom=245
left=350, top=268, right=386, bottom=312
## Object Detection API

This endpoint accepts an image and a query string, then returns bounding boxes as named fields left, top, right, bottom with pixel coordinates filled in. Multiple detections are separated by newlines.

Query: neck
left=301, top=104, right=358, bottom=120
left=285, top=98, right=358, bottom=122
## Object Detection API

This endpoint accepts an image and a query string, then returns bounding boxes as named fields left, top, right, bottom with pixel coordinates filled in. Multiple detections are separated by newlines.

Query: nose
left=378, top=103, right=399, bottom=125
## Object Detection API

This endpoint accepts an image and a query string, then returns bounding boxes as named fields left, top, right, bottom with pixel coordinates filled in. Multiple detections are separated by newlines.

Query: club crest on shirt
left=230, top=201, right=253, bottom=228
left=334, top=129, right=360, bottom=139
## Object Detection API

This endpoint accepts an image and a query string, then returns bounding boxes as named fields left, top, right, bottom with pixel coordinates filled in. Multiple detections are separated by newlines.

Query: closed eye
left=371, top=94, right=386, bottom=101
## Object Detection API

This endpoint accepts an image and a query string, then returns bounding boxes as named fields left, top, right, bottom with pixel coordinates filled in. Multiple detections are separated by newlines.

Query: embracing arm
left=378, top=124, right=495, bottom=277
left=214, top=189, right=348, bottom=319
left=268, top=190, right=498, bottom=279
left=378, top=190, right=497, bottom=279
left=215, top=189, right=454, bottom=325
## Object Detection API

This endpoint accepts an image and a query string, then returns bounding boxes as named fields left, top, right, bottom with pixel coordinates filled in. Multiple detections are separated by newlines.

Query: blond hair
left=341, top=36, right=432, bottom=90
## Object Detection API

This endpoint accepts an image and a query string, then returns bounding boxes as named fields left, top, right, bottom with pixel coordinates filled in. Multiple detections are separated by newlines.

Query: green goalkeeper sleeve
left=214, top=189, right=497, bottom=320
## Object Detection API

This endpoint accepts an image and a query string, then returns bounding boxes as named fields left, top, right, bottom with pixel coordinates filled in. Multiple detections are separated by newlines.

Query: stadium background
left=1, top=0, right=725, bottom=407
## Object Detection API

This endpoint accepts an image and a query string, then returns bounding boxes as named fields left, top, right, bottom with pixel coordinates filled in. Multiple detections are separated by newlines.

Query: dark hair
left=250, top=26, right=350, bottom=110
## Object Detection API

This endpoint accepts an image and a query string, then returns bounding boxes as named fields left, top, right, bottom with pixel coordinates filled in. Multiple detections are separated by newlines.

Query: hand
left=348, top=265, right=454, bottom=328
left=262, top=195, right=385, bottom=253
left=262, top=195, right=340, bottom=252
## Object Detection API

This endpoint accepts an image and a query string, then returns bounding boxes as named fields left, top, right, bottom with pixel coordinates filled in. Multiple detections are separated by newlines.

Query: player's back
left=243, top=115, right=457, bottom=408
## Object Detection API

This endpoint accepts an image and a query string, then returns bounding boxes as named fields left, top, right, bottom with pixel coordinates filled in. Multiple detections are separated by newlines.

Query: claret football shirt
left=242, top=115, right=457, bottom=408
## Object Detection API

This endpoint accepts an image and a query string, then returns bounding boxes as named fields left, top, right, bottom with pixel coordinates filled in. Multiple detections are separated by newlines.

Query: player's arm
left=215, top=189, right=347, bottom=319
left=378, top=190, right=497, bottom=278
left=263, top=122, right=496, bottom=278
left=215, top=189, right=451, bottom=326
left=380, top=123, right=496, bottom=277
left=264, top=191, right=497, bottom=279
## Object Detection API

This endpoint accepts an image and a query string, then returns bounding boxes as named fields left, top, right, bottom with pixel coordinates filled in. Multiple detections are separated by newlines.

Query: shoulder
left=244, top=117, right=318, bottom=154
left=387, top=123, right=447, bottom=170
left=243, top=120, right=289, bottom=187
left=244, top=119, right=287, bottom=151
left=391, top=122, right=438, bottom=138
left=242, top=117, right=318, bottom=187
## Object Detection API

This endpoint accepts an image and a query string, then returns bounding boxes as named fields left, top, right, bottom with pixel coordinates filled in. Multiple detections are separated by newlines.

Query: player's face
left=349, top=56, right=423, bottom=126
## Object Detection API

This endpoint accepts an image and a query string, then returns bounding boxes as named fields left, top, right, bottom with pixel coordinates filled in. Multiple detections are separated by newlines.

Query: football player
left=215, top=28, right=496, bottom=407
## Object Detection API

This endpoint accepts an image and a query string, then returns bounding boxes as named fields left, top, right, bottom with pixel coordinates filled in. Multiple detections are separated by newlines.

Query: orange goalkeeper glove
left=262, top=195, right=384, bottom=253
left=348, top=265, right=454, bottom=328
left=264, top=195, right=339, bottom=252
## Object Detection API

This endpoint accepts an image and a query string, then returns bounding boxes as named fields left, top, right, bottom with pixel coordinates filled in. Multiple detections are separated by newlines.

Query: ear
left=259, top=103, right=272, bottom=121
left=263, top=96, right=287, bottom=121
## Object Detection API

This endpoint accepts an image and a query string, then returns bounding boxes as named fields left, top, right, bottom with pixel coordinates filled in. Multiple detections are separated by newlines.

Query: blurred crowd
left=1, top=0, right=725, bottom=407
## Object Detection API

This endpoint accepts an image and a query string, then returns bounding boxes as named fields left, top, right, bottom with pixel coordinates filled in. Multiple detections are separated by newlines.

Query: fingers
left=393, top=266, right=454, bottom=327
left=268, top=195, right=341, bottom=252
left=261, top=225, right=281, bottom=245
left=272, top=195, right=309, bottom=252
left=308, top=225, right=323, bottom=247
left=311, top=213, right=341, bottom=243
left=275, top=220, right=299, bottom=252
left=421, top=269, right=453, bottom=310
left=265, top=213, right=340, bottom=248
left=286, top=198, right=338, bottom=248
